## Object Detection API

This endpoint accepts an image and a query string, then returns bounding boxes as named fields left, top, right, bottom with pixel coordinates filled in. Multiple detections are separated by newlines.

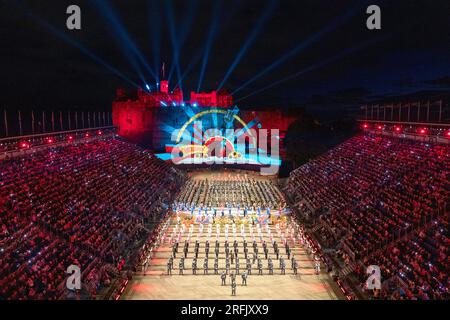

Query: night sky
left=1, top=0, right=449, bottom=117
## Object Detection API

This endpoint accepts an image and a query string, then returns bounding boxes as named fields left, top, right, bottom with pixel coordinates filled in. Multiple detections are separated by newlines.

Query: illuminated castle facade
left=112, top=80, right=296, bottom=154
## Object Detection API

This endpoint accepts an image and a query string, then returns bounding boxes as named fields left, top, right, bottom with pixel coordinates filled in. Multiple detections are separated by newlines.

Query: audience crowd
left=286, top=134, right=449, bottom=299
left=0, top=138, right=184, bottom=299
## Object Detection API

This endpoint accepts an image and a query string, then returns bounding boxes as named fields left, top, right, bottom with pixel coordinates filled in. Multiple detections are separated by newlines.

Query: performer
left=172, top=245, right=177, bottom=258
left=241, top=271, right=248, bottom=286
left=167, top=260, right=172, bottom=275
left=221, top=271, right=227, bottom=286
left=204, top=258, right=209, bottom=275
left=215, top=246, right=219, bottom=257
left=230, top=272, right=236, bottom=285
left=231, top=281, right=236, bottom=296
left=280, top=260, right=286, bottom=275
left=169, top=255, right=174, bottom=270
left=214, top=259, right=219, bottom=275
left=179, top=259, right=184, bottom=275
left=246, top=259, right=252, bottom=275
left=192, top=258, right=197, bottom=275
left=268, top=259, right=273, bottom=275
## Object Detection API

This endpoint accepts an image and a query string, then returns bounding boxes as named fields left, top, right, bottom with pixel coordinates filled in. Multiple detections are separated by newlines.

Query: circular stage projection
left=162, top=106, right=267, bottom=165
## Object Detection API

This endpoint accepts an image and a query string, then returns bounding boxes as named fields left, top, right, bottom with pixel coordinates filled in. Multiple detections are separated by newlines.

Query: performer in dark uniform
left=215, top=246, right=219, bottom=257
left=169, top=256, right=174, bottom=270
left=230, top=272, right=236, bottom=285
left=268, top=257, right=273, bottom=275
left=179, top=260, right=184, bottom=275
left=192, top=258, right=197, bottom=275
left=241, top=271, right=248, bottom=286
left=221, top=271, right=227, bottom=285
left=214, top=259, right=219, bottom=274
left=203, top=258, right=209, bottom=274
left=167, top=260, right=172, bottom=275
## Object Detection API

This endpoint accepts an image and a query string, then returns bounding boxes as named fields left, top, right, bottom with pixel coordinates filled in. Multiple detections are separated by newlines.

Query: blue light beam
left=236, top=35, right=391, bottom=103
left=217, top=0, right=278, bottom=91
left=11, top=2, right=139, bottom=88
left=231, top=4, right=362, bottom=95
left=196, top=0, right=223, bottom=93
left=92, top=0, right=158, bottom=81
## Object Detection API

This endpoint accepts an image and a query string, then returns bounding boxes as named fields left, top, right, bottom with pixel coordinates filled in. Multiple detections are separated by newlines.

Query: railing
left=0, top=126, right=118, bottom=158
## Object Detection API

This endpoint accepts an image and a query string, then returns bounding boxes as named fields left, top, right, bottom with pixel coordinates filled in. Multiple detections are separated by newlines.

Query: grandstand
left=0, top=131, right=185, bottom=299
left=286, top=133, right=449, bottom=300
left=0, top=104, right=449, bottom=301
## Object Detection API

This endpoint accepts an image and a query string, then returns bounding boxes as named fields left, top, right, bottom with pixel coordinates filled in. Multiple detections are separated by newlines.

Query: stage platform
left=120, top=212, right=343, bottom=300
left=121, top=272, right=341, bottom=300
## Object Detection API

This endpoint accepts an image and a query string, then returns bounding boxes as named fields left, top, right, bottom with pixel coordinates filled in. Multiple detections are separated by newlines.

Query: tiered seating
left=0, top=138, right=184, bottom=299
left=357, top=217, right=449, bottom=300
left=286, top=134, right=449, bottom=299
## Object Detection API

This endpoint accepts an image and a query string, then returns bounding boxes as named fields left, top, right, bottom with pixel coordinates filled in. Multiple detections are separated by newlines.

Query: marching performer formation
left=141, top=173, right=323, bottom=297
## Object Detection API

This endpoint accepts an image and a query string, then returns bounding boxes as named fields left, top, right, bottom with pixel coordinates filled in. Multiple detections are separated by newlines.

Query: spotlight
left=181, top=102, right=185, bottom=107
left=47, top=138, right=54, bottom=144
left=419, top=128, right=427, bottom=134
left=97, top=130, right=103, bottom=135
left=68, top=135, right=74, bottom=141
left=85, top=133, right=90, bottom=138
left=193, top=103, right=198, bottom=107
left=377, top=125, right=383, bottom=130
left=394, top=126, right=401, bottom=132
left=172, top=102, right=177, bottom=107
left=145, top=84, right=150, bottom=91
left=446, top=131, right=450, bottom=137
left=363, top=123, right=368, bottom=129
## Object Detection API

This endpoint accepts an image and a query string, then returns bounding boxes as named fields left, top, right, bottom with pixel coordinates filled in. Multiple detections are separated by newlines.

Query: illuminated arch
left=176, top=109, right=254, bottom=143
